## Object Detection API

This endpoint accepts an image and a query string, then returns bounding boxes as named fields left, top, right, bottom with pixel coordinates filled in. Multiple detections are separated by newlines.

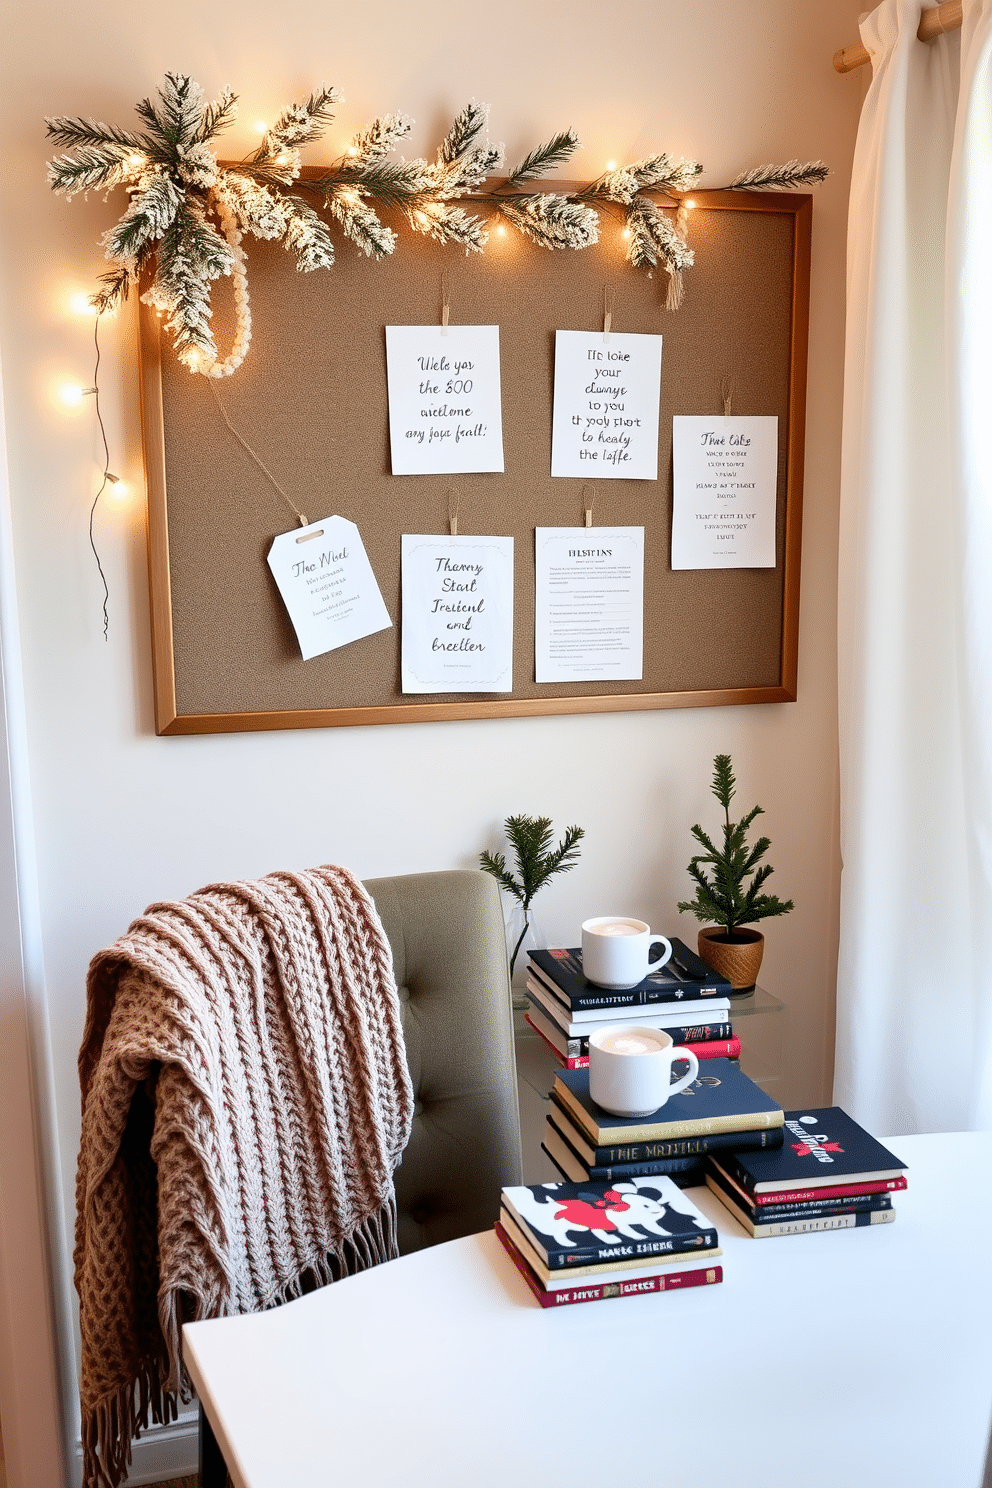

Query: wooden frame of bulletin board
left=138, top=187, right=811, bottom=735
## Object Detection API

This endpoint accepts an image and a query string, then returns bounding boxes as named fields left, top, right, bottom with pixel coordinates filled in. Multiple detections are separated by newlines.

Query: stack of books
left=705, top=1107, right=908, bottom=1237
left=544, top=1058, right=785, bottom=1187
left=495, top=1174, right=724, bottom=1309
left=524, top=940, right=741, bottom=1072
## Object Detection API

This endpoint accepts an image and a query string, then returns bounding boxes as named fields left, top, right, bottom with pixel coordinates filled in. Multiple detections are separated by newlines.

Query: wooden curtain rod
left=833, top=1, right=962, bottom=72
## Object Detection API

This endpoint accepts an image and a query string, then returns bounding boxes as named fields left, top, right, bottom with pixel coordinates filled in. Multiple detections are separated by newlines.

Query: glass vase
left=505, top=902, right=541, bottom=1010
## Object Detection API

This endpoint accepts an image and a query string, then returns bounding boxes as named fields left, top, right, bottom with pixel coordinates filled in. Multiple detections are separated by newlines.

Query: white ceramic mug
left=581, top=916, right=672, bottom=990
left=588, top=1025, right=700, bottom=1118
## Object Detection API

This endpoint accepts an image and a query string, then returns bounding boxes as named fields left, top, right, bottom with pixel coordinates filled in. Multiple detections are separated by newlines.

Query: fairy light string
left=88, top=315, right=113, bottom=641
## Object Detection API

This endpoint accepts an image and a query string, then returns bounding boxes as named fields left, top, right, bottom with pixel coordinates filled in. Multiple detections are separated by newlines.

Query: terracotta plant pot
left=697, top=926, right=764, bottom=994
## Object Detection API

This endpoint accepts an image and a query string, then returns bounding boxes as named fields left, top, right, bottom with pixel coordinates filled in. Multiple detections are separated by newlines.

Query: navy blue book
left=717, top=1108, right=908, bottom=1195
left=553, top=1059, right=784, bottom=1145
left=529, top=939, right=731, bottom=1013
left=500, top=1176, right=718, bottom=1269
left=542, top=1121, right=708, bottom=1185
left=546, top=1104, right=784, bottom=1171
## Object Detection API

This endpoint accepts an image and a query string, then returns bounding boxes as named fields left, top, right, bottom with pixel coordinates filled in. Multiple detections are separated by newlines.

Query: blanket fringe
left=83, top=1358, right=178, bottom=1488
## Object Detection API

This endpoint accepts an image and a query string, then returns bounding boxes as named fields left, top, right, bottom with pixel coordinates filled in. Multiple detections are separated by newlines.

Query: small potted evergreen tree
left=676, top=754, right=793, bottom=993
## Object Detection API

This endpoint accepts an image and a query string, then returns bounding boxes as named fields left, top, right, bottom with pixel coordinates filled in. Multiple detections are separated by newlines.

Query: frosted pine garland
left=46, top=70, right=828, bottom=377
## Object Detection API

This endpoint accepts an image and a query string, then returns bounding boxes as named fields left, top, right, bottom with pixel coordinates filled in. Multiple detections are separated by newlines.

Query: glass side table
left=730, top=985, right=785, bottom=1090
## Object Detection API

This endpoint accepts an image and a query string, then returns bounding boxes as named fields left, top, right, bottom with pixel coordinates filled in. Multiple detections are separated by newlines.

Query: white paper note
left=266, top=515, right=392, bottom=661
left=401, top=535, right=514, bottom=693
left=671, top=415, right=779, bottom=568
left=385, top=325, right=504, bottom=475
left=534, top=527, right=644, bottom=682
left=550, top=330, right=663, bottom=480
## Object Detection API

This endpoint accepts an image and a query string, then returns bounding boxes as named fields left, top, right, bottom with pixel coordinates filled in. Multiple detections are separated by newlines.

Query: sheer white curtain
left=836, top=0, right=992, bottom=1135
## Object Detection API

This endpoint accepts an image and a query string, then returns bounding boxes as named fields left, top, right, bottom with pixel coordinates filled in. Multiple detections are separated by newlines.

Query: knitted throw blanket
left=74, top=864, right=414, bottom=1488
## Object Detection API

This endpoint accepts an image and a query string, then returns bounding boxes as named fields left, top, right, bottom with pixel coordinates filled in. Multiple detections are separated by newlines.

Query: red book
left=494, top=1222, right=723, bottom=1309
left=750, top=1175, right=908, bottom=1207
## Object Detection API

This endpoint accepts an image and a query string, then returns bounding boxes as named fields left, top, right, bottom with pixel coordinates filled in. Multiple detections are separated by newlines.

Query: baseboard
left=73, top=1412, right=199, bottom=1486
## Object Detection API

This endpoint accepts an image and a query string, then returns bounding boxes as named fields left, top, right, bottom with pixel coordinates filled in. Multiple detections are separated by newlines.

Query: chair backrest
left=364, top=869, right=523, bottom=1253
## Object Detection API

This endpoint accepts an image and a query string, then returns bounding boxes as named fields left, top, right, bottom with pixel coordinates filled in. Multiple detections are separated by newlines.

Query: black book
left=547, top=1101, right=784, bottom=1170
left=528, top=939, right=731, bottom=1013
left=719, top=1107, right=908, bottom=1194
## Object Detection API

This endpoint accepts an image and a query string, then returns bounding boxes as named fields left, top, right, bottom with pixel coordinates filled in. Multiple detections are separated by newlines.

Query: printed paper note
left=534, top=527, right=644, bottom=682
left=671, top=415, right=778, bottom=568
left=401, top=534, right=513, bottom=693
left=385, top=325, right=504, bottom=475
left=550, top=330, right=663, bottom=480
left=267, top=515, right=392, bottom=660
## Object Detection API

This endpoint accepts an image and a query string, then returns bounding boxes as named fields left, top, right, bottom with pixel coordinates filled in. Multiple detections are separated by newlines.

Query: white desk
left=184, top=1132, right=992, bottom=1488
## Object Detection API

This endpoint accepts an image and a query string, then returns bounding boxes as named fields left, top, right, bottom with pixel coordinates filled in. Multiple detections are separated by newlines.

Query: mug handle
left=648, top=934, right=672, bottom=971
left=668, top=1047, right=699, bottom=1097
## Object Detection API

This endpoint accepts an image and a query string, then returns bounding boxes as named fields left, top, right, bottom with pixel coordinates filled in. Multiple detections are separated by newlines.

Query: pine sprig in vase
left=480, top=814, right=585, bottom=978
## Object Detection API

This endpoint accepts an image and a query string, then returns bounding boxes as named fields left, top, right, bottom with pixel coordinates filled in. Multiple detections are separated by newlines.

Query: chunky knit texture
left=74, top=864, right=414, bottom=1488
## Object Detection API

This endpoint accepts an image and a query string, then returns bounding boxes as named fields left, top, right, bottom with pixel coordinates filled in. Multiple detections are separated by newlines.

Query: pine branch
left=47, top=146, right=137, bottom=197
left=711, top=753, right=735, bottom=810
left=623, top=196, right=694, bottom=274
left=441, top=101, right=489, bottom=163
left=326, top=191, right=397, bottom=258
left=583, top=155, right=703, bottom=204
left=305, top=161, right=431, bottom=212
left=302, top=85, right=343, bottom=130
left=496, top=194, right=599, bottom=250
left=281, top=195, right=336, bottom=271
left=407, top=202, right=488, bottom=252
left=505, top=129, right=578, bottom=186
left=103, top=172, right=181, bottom=260
left=540, top=824, right=585, bottom=880
left=630, top=154, right=702, bottom=193
left=193, top=86, right=238, bottom=144
left=478, top=849, right=525, bottom=906
left=730, top=159, right=829, bottom=192
left=45, top=115, right=145, bottom=151
left=91, top=265, right=133, bottom=315
left=433, top=144, right=504, bottom=197
left=344, top=112, right=414, bottom=166
left=160, top=72, right=206, bottom=152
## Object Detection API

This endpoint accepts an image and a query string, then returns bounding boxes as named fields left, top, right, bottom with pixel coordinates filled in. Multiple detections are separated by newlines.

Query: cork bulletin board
left=138, top=188, right=811, bottom=735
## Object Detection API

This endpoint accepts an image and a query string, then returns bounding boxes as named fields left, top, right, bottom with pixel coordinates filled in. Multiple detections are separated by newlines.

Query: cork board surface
left=140, top=191, right=809, bottom=732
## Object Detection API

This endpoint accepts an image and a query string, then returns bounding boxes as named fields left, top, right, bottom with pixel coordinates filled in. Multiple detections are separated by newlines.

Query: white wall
left=0, top=2, right=868, bottom=1481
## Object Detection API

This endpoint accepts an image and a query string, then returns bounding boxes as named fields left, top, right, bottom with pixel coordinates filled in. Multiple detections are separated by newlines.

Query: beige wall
left=0, top=2, right=868, bottom=1481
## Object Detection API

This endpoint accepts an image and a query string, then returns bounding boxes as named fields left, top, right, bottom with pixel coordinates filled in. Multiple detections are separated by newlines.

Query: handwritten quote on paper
left=550, top=330, right=663, bottom=480
left=401, top=535, right=514, bottom=693
left=671, top=415, right=778, bottom=569
left=385, top=325, right=505, bottom=475
left=266, top=515, right=392, bottom=660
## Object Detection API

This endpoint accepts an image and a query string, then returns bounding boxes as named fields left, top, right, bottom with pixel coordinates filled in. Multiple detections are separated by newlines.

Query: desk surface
left=184, top=1132, right=992, bottom=1488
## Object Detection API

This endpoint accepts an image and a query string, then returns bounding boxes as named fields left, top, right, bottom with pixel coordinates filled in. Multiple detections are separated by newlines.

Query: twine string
left=208, top=382, right=309, bottom=528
